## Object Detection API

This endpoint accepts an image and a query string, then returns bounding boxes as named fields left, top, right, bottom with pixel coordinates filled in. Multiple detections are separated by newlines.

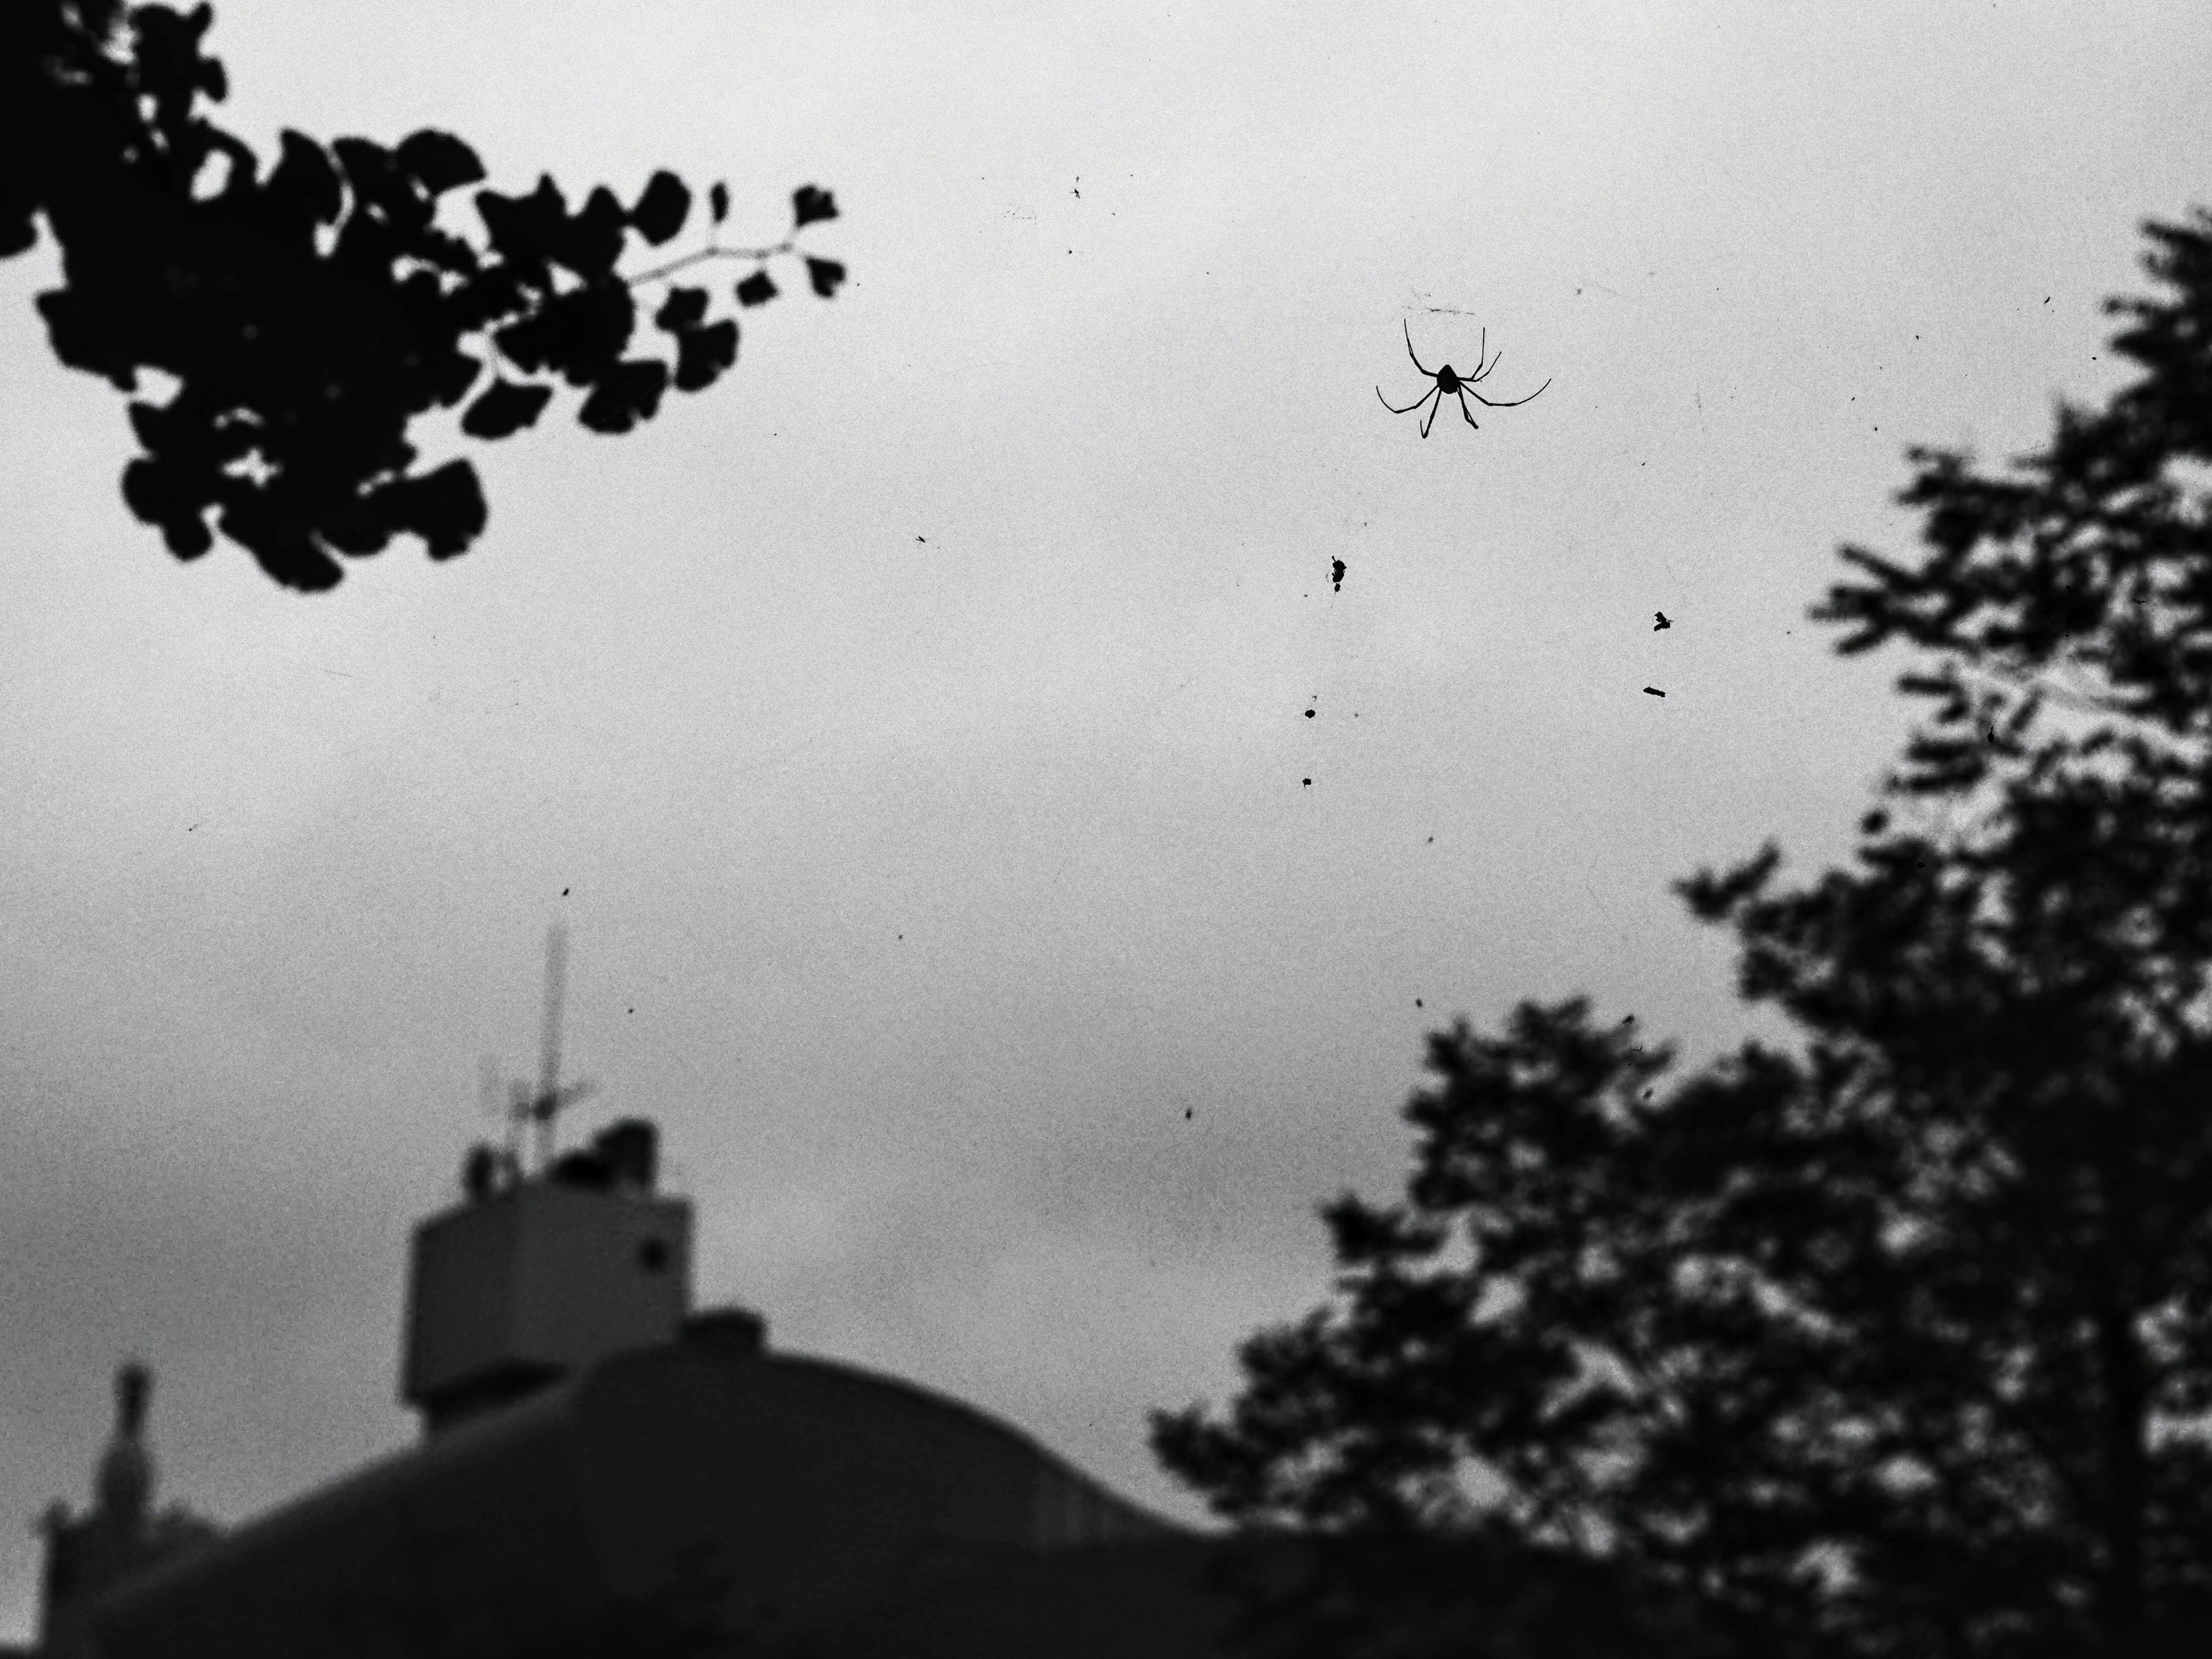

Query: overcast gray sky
left=5, top=0, right=2210, bottom=1637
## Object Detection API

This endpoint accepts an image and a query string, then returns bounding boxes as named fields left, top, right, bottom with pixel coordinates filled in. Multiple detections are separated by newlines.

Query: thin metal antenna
left=520, top=922, right=594, bottom=1172
left=510, top=1080, right=533, bottom=1172
left=536, top=923, right=567, bottom=1169
left=480, top=1056, right=518, bottom=1186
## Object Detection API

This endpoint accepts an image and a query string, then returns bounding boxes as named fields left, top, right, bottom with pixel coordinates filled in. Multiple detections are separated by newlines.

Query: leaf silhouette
left=475, top=176, right=570, bottom=276
left=791, top=185, right=838, bottom=228
left=36, top=289, right=130, bottom=387
left=334, top=137, right=431, bottom=234
left=120, top=457, right=215, bottom=558
left=384, top=459, right=488, bottom=559
left=558, top=186, right=628, bottom=280
left=735, top=271, right=778, bottom=308
left=630, top=170, right=690, bottom=247
left=266, top=131, right=344, bottom=226
left=496, top=282, right=635, bottom=384
left=673, top=320, right=737, bottom=392
left=396, top=130, right=486, bottom=196
left=654, top=286, right=709, bottom=332
left=578, top=359, right=670, bottom=434
left=461, top=381, right=555, bottom=440
left=805, top=257, right=845, bottom=299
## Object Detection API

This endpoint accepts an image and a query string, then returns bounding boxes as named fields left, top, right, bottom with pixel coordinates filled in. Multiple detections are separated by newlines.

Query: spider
left=1376, top=321, right=1550, bottom=438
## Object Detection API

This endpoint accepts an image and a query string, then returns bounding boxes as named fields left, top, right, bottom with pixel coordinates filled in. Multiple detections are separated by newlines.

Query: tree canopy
left=1153, top=210, right=2212, bottom=1659
left=2, top=0, right=843, bottom=590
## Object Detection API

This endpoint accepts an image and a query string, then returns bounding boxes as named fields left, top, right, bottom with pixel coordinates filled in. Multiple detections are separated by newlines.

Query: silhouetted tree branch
left=2, top=0, right=844, bottom=589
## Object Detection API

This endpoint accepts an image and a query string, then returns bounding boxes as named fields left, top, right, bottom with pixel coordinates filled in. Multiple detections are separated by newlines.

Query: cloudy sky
left=3, top=0, right=2209, bottom=1636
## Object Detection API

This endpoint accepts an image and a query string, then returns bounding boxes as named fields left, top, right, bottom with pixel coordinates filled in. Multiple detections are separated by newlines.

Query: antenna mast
left=537, top=923, right=567, bottom=1169
left=523, top=923, right=594, bottom=1172
left=479, top=1056, right=522, bottom=1187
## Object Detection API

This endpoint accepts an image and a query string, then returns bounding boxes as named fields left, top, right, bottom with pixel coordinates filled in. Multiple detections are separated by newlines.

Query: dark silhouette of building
left=32, top=1118, right=1233, bottom=1657
left=35, top=1362, right=220, bottom=1659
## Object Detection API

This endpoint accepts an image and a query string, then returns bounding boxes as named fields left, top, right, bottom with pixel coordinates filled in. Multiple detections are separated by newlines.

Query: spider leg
left=1419, top=385, right=1442, bottom=438
left=1468, top=377, right=1551, bottom=409
left=1457, top=387, right=1480, bottom=429
left=1377, top=385, right=1431, bottom=415
left=1471, top=349, right=1502, bottom=385
left=1403, top=320, right=1434, bottom=378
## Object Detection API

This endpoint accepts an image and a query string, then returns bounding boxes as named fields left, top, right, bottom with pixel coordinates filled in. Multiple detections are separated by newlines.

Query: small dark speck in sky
left=1415, top=998, right=1423, bottom=1008
left=1331, top=559, right=1346, bottom=592
left=1426, top=836, right=1434, bottom=843
left=628, top=1007, right=635, bottom=1014
left=1643, top=687, right=1666, bottom=698
left=1653, top=611, right=1671, bottom=630
left=1184, top=1107, right=1192, bottom=1120
left=1305, top=708, right=1315, bottom=719
left=562, top=887, right=570, bottom=896
left=1302, top=778, right=1312, bottom=787
left=916, top=535, right=926, bottom=543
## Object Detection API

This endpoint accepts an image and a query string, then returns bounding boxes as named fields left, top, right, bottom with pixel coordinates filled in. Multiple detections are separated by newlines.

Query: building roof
left=82, top=1324, right=1200, bottom=1659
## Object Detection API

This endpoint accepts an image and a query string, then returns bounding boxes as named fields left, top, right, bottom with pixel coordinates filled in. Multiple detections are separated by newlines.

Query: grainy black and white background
left=5, top=0, right=2210, bottom=1639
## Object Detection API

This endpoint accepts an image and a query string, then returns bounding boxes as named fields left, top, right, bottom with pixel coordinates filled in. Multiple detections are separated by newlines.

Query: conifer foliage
left=2, top=0, right=843, bottom=589
left=1153, top=211, right=2212, bottom=1658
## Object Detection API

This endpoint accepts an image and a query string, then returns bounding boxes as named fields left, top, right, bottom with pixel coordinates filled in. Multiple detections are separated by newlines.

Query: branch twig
left=622, top=239, right=797, bottom=287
